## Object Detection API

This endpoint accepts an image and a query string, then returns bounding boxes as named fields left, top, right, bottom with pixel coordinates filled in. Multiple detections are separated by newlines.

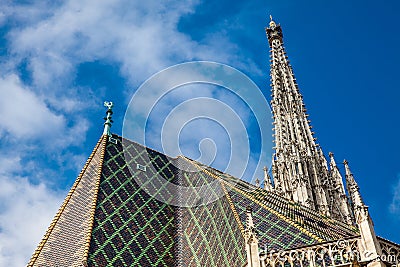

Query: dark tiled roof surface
left=195, top=160, right=358, bottom=241
left=174, top=157, right=246, bottom=266
left=29, top=134, right=359, bottom=266
left=88, top=137, right=178, bottom=266
left=229, top=189, right=316, bottom=250
left=253, top=188, right=358, bottom=240
left=88, top=135, right=247, bottom=267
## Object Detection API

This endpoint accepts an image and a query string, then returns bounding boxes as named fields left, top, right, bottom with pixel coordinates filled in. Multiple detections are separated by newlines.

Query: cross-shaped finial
left=104, top=101, right=113, bottom=110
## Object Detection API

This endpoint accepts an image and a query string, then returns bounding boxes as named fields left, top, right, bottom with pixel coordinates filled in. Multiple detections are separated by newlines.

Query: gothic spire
left=263, top=166, right=273, bottom=191
left=103, top=101, right=114, bottom=136
left=344, top=159, right=364, bottom=207
left=329, top=153, right=353, bottom=224
left=266, top=18, right=330, bottom=215
left=244, top=207, right=261, bottom=267
left=329, top=152, right=345, bottom=193
left=343, top=160, right=384, bottom=263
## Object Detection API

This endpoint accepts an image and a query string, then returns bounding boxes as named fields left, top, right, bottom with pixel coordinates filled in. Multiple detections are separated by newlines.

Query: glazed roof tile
left=28, top=134, right=359, bottom=266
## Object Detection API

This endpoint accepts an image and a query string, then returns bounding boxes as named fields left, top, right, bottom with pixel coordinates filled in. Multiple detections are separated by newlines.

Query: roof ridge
left=220, top=176, right=326, bottom=243
left=377, top=235, right=400, bottom=247
left=221, top=180, right=246, bottom=236
left=27, top=134, right=108, bottom=266
left=83, top=134, right=108, bottom=262
left=183, top=155, right=357, bottom=237
left=254, top=187, right=358, bottom=234
left=253, top=188, right=358, bottom=239
left=180, top=156, right=246, bottom=239
left=114, top=133, right=182, bottom=161
left=184, top=158, right=325, bottom=243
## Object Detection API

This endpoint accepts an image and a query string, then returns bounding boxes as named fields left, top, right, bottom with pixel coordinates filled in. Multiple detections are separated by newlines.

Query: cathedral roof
left=28, top=133, right=359, bottom=267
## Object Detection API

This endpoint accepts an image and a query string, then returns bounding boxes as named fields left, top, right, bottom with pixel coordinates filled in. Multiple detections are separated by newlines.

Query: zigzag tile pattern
left=87, top=138, right=177, bottom=267
left=29, top=134, right=360, bottom=267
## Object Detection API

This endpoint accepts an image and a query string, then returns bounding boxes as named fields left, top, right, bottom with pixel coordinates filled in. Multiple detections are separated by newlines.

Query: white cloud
left=0, top=173, right=64, bottom=267
left=0, top=149, right=64, bottom=266
left=0, top=153, right=22, bottom=175
left=0, top=74, right=65, bottom=139
left=390, top=175, right=400, bottom=215
left=8, top=1, right=192, bottom=85
left=6, top=0, right=252, bottom=94
left=0, top=73, right=89, bottom=154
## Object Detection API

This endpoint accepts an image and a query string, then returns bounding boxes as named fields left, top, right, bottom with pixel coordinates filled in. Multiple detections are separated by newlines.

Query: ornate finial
left=328, top=152, right=337, bottom=167
left=269, top=14, right=276, bottom=28
left=255, top=177, right=260, bottom=187
left=104, top=101, right=113, bottom=110
left=343, top=159, right=351, bottom=174
left=263, top=166, right=273, bottom=191
left=343, top=160, right=354, bottom=182
left=246, top=207, right=254, bottom=229
left=103, top=101, right=114, bottom=136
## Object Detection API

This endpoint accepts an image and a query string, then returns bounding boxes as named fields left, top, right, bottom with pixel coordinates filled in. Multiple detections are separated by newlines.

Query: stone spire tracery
left=263, top=166, right=273, bottom=191
left=329, top=153, right=353, bottom=224
left=244, top=207, right=261, bottom=267
left=343, top=160, right=384, bottom=266
left=266, top=17, right=330, bottom=216
left=344, top=159, right=364, bottom=209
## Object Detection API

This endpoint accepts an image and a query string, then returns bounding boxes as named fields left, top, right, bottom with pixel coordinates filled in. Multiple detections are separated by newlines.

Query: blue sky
left=0, top=0, right=399, bottom=265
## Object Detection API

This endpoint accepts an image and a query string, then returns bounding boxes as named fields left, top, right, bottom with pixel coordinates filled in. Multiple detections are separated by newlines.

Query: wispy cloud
left=7, top=0, right=226, bottom=89
left=0, top=154, right=64, bottom=267
left=0, top=74, right=65, bottom=139
left=389, top=174, right=400, bottom=216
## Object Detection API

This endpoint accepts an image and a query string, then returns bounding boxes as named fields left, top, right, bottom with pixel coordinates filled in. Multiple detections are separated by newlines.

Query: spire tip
left=269, top=14, right=276, bottom=28
left=103, top=101, right=114, bottom=136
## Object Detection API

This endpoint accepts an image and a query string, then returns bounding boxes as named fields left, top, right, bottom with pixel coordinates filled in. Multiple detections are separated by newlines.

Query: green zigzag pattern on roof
left=190, top=160, right=358, bottom=243
left=87, top=139, right=177, bottom=266
left=175, top=157, right=246, bottom=266
left=87, top=136, right=247, bottom=266
left=51, top=134, right=359, bottom=266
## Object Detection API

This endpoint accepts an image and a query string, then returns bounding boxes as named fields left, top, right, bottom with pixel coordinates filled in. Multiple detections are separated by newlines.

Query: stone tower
left=266, top=17, right=353, bottom=223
